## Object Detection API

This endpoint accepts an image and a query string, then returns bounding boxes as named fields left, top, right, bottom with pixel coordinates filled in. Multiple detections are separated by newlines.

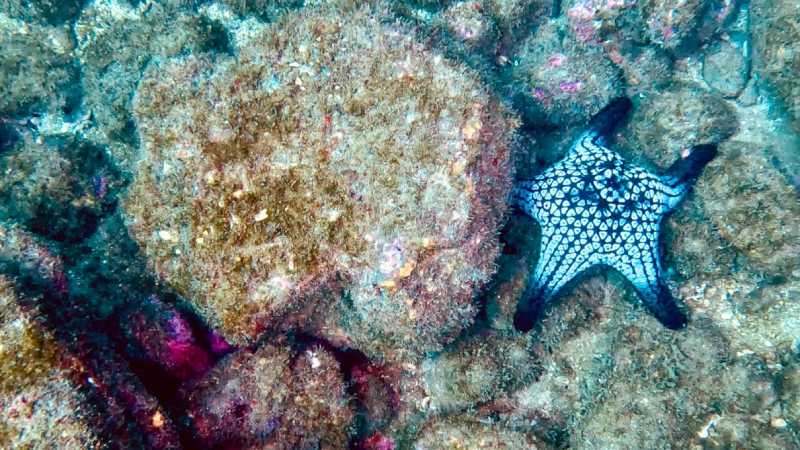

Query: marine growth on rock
left=124, top=2, right=516, bottom=361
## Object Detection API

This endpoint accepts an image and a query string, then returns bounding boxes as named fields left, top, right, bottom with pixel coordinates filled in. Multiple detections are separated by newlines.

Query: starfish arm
left=568, top=131, right=606, bottom=159
left=659, top=143, right=719, bottom=212
left=514, top=230, right=596, bottom=331
left=612, top=238, right=688, bottom=329
left=509, top=181, right=541, bottom=221
left=569, top=97, right=632, bottom=156
left=655, top=180, right=689, bottom=213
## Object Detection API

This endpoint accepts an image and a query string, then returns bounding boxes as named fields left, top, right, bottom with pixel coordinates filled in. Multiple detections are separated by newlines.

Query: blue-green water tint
left=0, top=1, right=798, bottom=449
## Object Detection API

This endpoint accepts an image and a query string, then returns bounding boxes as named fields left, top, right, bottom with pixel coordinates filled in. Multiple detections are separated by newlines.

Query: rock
left=0, top=14, right=79, bottom=117
left=0, top=276, right=100, bottom=449
left=703, top=38, right=750, bottom=98
left=413, top=415, right=542, bottom=449
left=508, top=18, right=623, bottom=125
left=422, top=330, right=534, bottom=413
left=442, top=1, right=497, bottom=49
left=123, top=2, right=516, bottom=360
left=697, top=141, right=800, bottom=277
left=181, top=342, right=354, bottom=449
left=618, top=83, right=738, bottom=167
left=751, top=0, right=800, bottom=132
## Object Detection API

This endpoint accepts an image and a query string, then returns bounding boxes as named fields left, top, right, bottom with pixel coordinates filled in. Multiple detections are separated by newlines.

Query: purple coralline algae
left=509, top=19, right=623, bottom=125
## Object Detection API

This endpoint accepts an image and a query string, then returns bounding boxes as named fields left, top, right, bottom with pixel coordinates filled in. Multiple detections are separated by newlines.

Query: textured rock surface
left=0, top=276, right=100, bottom=449
left=509, top=19, right=623, bottom=125
left=703, top=38, right=750, bottom=98
left=698, top=141, right=800, bottom=276
left=182, top=342, right=354, bottom=449
left=618, top=83, right=739, bottom=167
left=751, top=0, right=800, bottom=132
left=413, top=415, right=543, bottom=449
left=0, top=0, right=798, bottom=448
left=422, top=330, right=533, bottom=413
left=124, top=3, right=516, bottom=359
left=0, top=13, right=79, bottom=117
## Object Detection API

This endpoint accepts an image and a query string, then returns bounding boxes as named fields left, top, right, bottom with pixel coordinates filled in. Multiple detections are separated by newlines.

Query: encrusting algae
left=124, top=2, right=517, bottom=359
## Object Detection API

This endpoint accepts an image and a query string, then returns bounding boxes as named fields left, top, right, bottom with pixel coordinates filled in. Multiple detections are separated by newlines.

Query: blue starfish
left=510, top=98, right=717, bottom=332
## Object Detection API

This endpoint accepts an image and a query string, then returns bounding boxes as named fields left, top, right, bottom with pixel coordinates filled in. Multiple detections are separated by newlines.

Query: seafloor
left=0, top=0, right=798, bottom=449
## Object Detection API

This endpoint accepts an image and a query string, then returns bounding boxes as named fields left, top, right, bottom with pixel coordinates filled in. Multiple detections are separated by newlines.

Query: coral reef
left=124, top=2, right=516, bottom=361
left=181, top=341, right=354, bottom=449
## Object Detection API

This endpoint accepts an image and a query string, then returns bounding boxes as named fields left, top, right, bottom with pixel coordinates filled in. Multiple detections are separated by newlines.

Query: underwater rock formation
left=509, top=18, right=623, bottom=125
left=619, top=83, right=738, bottom=167
left=0, top=12, right=79, bottom=118
left=413, top=414, right=543, bottom=449
left=699, top=141, right=800, bottom=276
left=75, top=0, right=233, bottom=169
left=0, top=134, right=121, bottom=243
left=0, top=276, right=99, bottom=449
left=751, top=0, right=800, bottom=132
left=124, top=2, right=516, bottom=360
left=422, top=329, right=534, bottom=413
left=0, top=0, right=798, bottom=448
left=181, top=341, right=354, bottom=449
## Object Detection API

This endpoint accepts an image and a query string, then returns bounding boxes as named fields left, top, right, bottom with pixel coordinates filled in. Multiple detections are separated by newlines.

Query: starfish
left=510, top=98, right=717, bottom=332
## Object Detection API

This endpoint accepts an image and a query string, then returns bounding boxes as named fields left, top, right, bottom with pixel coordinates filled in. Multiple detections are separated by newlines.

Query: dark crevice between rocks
left=0, top=256, right=175, bottom=448
left=551, top=0, right=562, bottom=18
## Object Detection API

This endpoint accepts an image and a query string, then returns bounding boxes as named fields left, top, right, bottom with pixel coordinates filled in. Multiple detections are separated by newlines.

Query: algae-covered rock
left=615, top=45, right=674, bottom=95
left=751, top=0, right=800, bottom=132
left=182, top=342, right=354, bottom=449
left=698, top=141, right=800, bottom=276
left=0, top=135, right=121, bottom=243
left=0, top=13, right=79, bottom=117
left=76, top=0, right=232, bottom=169
left=619, top=83, right=738, bottom=167
left=0, top=276, right=100, bottom=449
left=703, top=38, right=750, bottom=98
left=0, top=222, right=66, bottom=291
left=124, top=2, right=516, bottom=360
left=442, top=1, right=498, bottom=49
left=422, top=330, right=534, bottom=413
left=509, top=18, right=623, bottom=125
left=562, top=0, right=737, bottom=51
left=413, top=415, right=543, bottom=449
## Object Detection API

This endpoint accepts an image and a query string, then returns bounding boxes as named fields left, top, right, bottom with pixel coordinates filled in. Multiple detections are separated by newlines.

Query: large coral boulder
left=124, top=3, right=516, bottom=358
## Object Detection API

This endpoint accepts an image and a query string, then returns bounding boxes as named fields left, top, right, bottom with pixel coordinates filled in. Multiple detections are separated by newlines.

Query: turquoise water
left=0, top=1, right=798, bottom=449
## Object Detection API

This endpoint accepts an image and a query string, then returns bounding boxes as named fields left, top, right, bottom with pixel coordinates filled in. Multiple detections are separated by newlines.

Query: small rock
left=703, top=38, right=750, bottom=98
